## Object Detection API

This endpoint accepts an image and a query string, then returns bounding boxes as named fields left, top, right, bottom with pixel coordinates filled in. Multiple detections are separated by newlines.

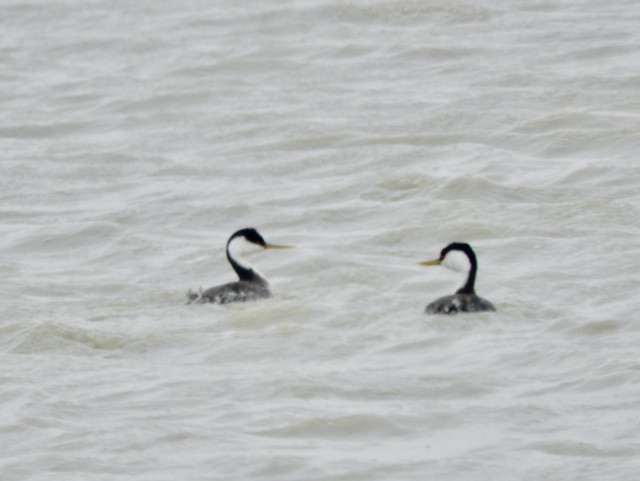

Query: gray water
left=2, top=1, right=640, bottom=480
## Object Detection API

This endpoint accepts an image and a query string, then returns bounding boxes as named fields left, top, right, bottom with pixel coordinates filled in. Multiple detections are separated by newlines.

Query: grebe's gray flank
left=188, top=228, right=292, bottom=304
left=419, top=242, right=496, bottom=315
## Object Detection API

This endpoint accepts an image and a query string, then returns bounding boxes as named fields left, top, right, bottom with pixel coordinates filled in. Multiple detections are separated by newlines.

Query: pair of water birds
left=188, top=228, right=496, bottom=314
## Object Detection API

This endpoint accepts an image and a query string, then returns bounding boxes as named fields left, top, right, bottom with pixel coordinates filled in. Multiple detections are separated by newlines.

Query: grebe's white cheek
left=245, top=241, right=264, bottom=256
left=442, top=250, right=472, bottom=273
left=228, top=237, right=256, bottom=256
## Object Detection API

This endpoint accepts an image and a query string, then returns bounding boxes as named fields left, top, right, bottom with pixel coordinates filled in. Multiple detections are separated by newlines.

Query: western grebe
left=188, top=228, right=292, bottom=304
left=419, top=242, right=496, bottom=315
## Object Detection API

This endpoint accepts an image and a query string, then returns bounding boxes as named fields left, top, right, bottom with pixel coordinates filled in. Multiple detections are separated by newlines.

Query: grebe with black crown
left=419, top=242, right=496, bottom=315
left=188, top=228, right=292, bottom=304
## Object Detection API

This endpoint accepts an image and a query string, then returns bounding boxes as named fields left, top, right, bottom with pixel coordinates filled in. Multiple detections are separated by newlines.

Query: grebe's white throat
left=226, top=235, right=267, bottom=279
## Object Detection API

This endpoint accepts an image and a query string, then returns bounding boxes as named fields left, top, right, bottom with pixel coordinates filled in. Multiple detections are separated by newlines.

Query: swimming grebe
left=188, top=228, right=292, bottom=304
left=419, top=242, right=496, bottom=314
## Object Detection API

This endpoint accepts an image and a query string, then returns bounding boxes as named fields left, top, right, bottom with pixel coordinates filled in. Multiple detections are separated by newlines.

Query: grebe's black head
left=228, top=228, right=292, bottom=250
left=225, top=228, right=292, bottom=282
left=440, top=242, right=477, bottom=268
left=229, top=227, right=267, bottom=248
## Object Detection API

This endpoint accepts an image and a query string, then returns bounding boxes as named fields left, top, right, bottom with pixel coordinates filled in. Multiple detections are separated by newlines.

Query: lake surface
left=1, top=1, right=640, bottom=479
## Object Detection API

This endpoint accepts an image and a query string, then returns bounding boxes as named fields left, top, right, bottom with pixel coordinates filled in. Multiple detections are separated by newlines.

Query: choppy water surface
left=2, top=1, right=640, bottom=479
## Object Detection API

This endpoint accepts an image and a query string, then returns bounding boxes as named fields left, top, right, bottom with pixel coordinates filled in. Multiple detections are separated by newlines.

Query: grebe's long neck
left=227, top=249, right=256, bottom=281
left=442, top=243, right=478, bottom=295
left=456, top=262, right=477, bottom=295
left=226, top=236, right=266, bottom=283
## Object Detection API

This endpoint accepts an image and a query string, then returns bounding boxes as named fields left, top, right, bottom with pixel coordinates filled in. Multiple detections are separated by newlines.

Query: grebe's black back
left=419, top=242, right=496, bottom=315
left=188, top=228, right=292, bottom=304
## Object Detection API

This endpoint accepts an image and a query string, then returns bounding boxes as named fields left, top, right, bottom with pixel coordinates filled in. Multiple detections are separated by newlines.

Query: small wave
left=254, top=414, right=408, bottom=439
left=0, top=121, right=102, bottom=139
left=527, top=440, right=636, bottom=458
left=9, top=321, right=130, bottom=355
left=435, top=175, right=546, bottom=204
